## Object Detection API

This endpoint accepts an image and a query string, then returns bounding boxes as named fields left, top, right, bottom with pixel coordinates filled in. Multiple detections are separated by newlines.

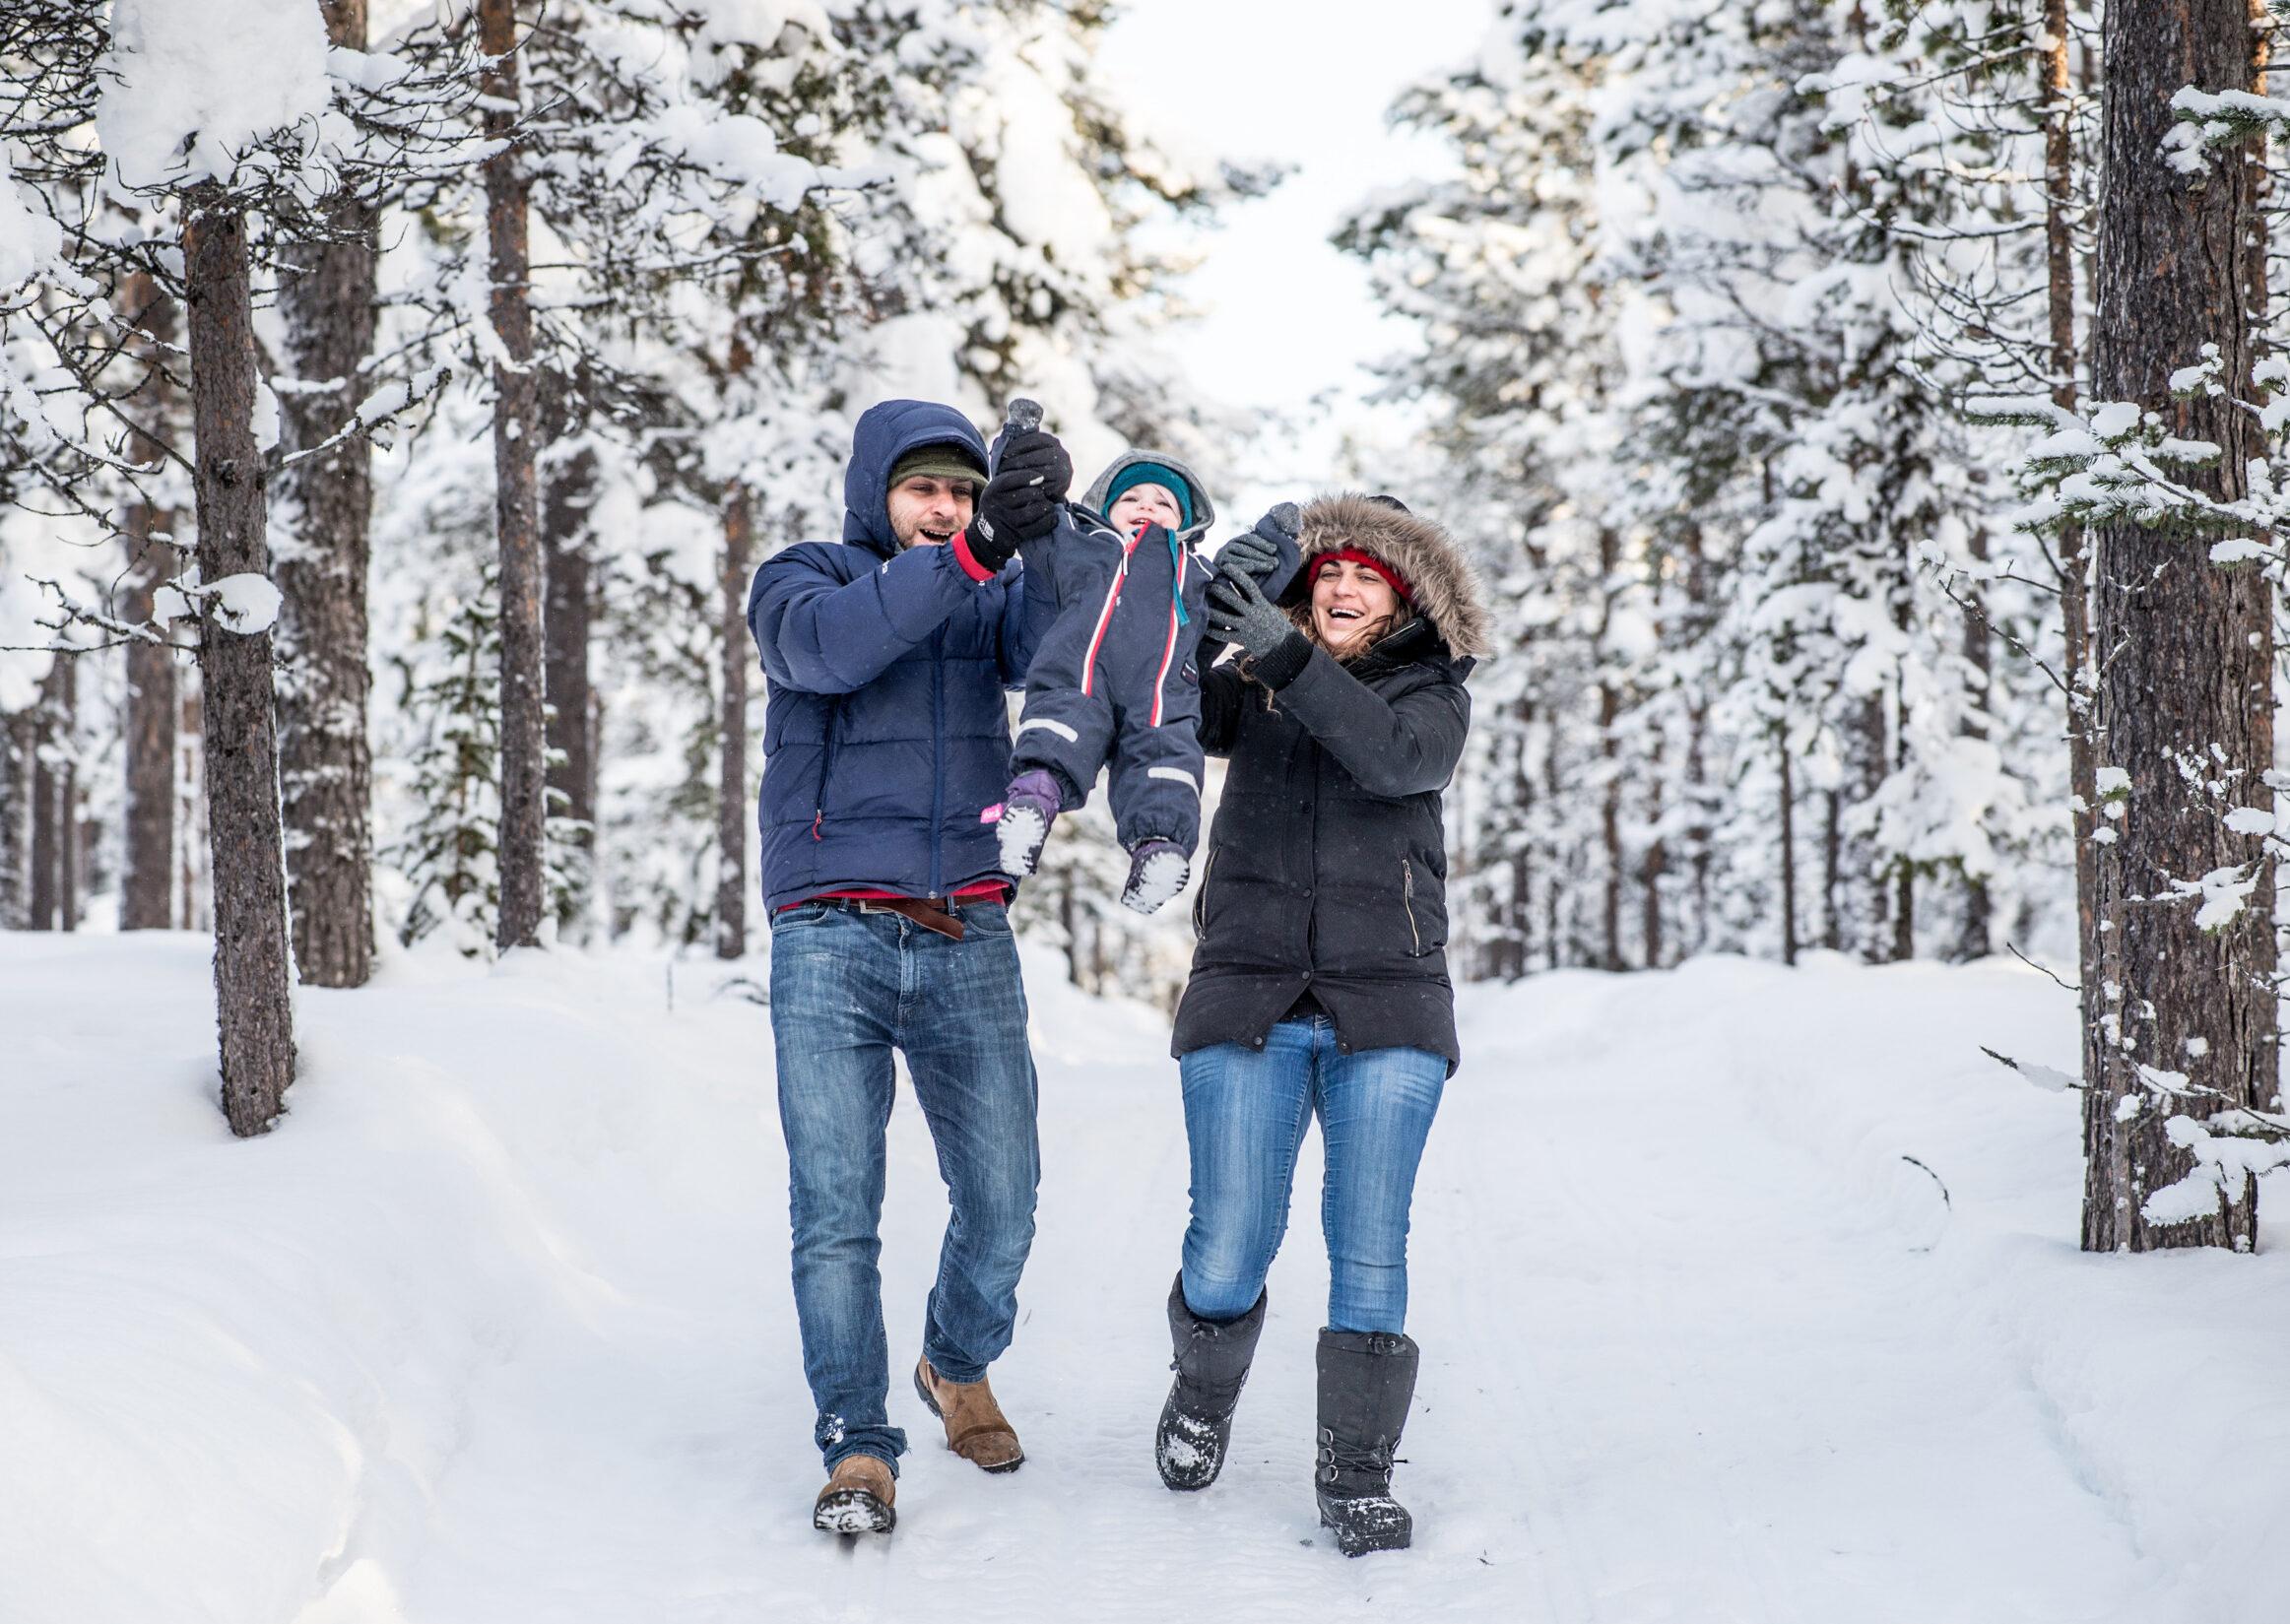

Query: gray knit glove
left=1204, top=568, right=1311, bottom=689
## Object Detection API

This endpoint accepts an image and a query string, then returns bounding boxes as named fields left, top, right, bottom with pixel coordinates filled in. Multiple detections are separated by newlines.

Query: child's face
left=1108, top=482, right=1183, bottom=535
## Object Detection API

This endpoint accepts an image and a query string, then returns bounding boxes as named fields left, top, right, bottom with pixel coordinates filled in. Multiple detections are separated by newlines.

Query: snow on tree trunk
left=483, top=0, right=545, bottom=953
left=275, top=0, right=377, bottom=987
left=714, top=485, right=752, bottom=961
left=121, top=279, right=179, bottom=933
left=2080, top=0, right=2275, bottom=1252
left=185, top=188, right=296, bottom=1137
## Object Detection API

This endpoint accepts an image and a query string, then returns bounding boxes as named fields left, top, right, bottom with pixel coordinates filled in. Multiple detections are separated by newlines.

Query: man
left=748, top=398, right=1072, bottom=1535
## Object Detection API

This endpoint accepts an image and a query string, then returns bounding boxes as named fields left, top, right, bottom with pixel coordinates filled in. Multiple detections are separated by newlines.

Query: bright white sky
left=1102, top=0, right=1493, bottom=515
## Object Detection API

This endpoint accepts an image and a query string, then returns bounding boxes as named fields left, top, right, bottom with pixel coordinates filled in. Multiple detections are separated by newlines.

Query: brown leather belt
left=836, top=895, right=966, bottom=941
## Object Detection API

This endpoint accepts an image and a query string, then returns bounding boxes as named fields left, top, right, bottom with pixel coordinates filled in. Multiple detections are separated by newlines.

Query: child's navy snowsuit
left=1006, top=449, right=1218, bottom=854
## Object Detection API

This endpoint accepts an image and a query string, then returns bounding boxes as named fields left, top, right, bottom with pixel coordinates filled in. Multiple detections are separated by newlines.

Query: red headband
left=1309, top=547, right=1413, bottom=605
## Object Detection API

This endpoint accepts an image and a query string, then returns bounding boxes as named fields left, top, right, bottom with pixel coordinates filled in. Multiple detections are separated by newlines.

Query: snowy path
left=5, top=938, right=2287, bottom=1623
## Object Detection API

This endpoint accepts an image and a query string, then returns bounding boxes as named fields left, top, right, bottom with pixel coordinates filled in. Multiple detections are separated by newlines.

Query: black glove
left=971, top=428, right=1073, bottom=565
left=1204, top=568, right=1312, bottom=689
left=1214, top=503, right=1299, bottom=587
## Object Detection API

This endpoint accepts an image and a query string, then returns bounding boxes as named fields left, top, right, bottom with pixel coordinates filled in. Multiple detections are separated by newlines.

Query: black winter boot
left=1155, top=1274, right=1267, bottom=1490
left=1314, top=1328, right=1419, bottom=1556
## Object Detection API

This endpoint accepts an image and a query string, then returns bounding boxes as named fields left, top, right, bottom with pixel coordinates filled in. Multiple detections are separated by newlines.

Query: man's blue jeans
left=769, top=899, right=1040, bottom=1474
left=1178, top=1016, right=1445, bottom=1334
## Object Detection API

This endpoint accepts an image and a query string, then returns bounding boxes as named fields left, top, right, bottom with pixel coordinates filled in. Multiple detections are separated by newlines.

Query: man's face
left=887, top=475, right=976, bottom=549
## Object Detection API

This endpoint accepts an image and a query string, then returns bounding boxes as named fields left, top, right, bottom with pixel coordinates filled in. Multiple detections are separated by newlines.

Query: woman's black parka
left=1173, top=494, right=1490, bottom=1073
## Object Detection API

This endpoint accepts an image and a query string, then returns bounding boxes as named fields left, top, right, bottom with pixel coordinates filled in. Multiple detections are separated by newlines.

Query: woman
left=1152, top=492, right=1488, bottom=1557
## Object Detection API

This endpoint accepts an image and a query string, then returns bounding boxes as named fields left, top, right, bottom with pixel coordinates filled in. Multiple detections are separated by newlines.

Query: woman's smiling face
left=1311, top=555, right=1401, bottom=653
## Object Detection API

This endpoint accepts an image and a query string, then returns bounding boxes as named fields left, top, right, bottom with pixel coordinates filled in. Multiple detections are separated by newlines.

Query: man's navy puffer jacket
left=748, top=400, right=1057, bottom=911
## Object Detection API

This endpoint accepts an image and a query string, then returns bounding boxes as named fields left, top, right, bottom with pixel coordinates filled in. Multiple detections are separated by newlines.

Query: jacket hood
left=843, top=399, right=989, bottom=556
left=1281, top=491, right=1492, bottom=660
left=1079, top=449, right=1217, bottom=545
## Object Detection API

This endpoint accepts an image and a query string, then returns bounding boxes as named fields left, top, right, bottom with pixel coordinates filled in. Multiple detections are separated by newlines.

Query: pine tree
left=395, top=586, right=501, bottom=953
left=275, top=0, right=383, bottom=987
left=2077, top=0, right=2275, bottom=1252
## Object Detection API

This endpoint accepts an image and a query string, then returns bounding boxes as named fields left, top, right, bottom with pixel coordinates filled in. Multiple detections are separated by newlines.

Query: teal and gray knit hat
left=1102, top=461, right=1195, bottom=529
left=1081, top=450, right=1215, bottom=541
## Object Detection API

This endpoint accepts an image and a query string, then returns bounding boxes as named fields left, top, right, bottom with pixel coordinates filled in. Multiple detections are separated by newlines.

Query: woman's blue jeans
left=769, top=899, right=1040, bottom=1475
left=1178, top=1015, right=1446, bottom=1334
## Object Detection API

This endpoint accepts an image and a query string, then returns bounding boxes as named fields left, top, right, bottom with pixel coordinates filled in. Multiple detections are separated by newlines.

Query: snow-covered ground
left=4, top=934, right=2287, bottom=1623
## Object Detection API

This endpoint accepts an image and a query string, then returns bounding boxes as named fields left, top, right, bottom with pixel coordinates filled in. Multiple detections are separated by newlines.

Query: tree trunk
left=1641, top=740, right=1665, bottom=970
left=1890, top=862, right=1912, bottom=962
left=179, top=682, right=209, bottom=931
left=483, top=0, right=546, bottom=952
left=1956, top=526, right=1995, bottom=960
left=2081, top=0, right=2274, bottom=1251
left=1541, top=719, right=1562, bottom=970
left=30, top=678, right=57, bottom=930
left=54, top=658, right=77, bottom=931
left=185, top=191, right=297, bottom=1136
left=1598, top=677, right=1621, bottom=971
left=1820, top=788, right=1842, bottom=951
left=1596, top=528, right=1622, bottom=972
left=715, top=485, right=754, bottom=959
left=122, top=515, right=179, bottom=931
left=0, top=710, right=32, bottom=928
left=1682, top=525, right=1713, bottom=955
left=1497, top=695, right=1533, bottom=980
left=2049, top=0, right=2109, bottom=1200
left=1888, top=518, right=1916, bottom=965
left=273, top=0, right=377, bottom=986
left=1779, top=738, right=1799, bottom=966
left=1845, top=691, right=1889, bottom=961
left=540, top=380, right=596, bottom=936
left=120, top=276, right=180, bottom=931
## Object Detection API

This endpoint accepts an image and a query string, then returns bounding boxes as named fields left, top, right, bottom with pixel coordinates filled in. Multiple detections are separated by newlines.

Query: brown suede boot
left=913, top=1355, right=1026, bottom=1473
left=812, top=1453, right=895, bottom=1534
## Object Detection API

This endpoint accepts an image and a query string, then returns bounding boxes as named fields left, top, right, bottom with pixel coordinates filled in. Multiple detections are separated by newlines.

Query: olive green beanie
left=888, top=442, right=986, bottom=492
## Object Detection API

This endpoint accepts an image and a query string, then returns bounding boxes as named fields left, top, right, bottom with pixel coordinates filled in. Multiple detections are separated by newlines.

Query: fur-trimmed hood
left=1278, top=492, right=1491, bottom=660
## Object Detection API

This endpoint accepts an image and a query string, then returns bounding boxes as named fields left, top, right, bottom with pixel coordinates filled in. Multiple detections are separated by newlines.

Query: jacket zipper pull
left=811, top=810, right=823, bottom=842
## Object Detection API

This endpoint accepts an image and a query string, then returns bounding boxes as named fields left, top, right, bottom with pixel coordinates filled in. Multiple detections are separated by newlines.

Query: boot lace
left=1317, top=1429, right=1407, bottom=1483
